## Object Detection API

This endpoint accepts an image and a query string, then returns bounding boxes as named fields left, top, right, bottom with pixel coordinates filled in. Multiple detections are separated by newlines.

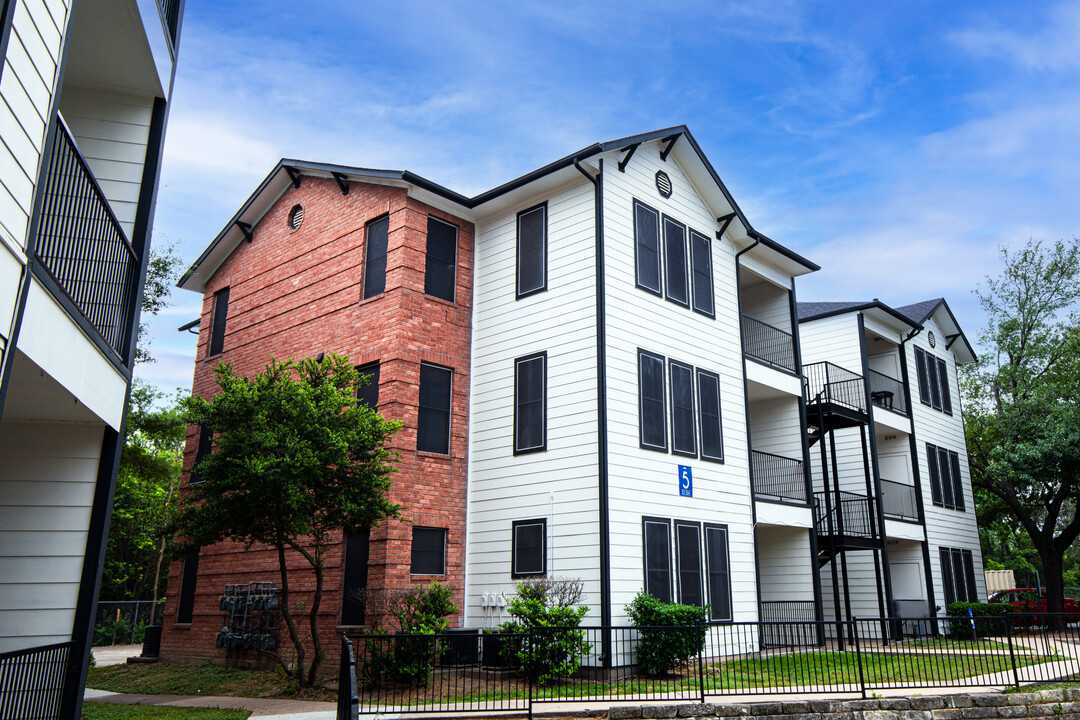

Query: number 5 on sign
left=679, top=465, right=692, bottom=497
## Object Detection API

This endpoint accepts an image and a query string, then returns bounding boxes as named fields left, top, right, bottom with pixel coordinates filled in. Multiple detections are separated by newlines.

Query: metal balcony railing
left=751, top=450, right=806, bottom=503
left=868, top=369, right=909, bottom=416
left=35, top=116, right=138, bottom=358
left=881, top=478, right=919, bottom=522
left=0, top=641, right=73, bottom=719
left=741, top=315, right=796, bottom=372
left=814, top=490, right=876, bottom=539
left=803, top=361, right=866, bottom=414
left=159, top=0, right=181, bottom=46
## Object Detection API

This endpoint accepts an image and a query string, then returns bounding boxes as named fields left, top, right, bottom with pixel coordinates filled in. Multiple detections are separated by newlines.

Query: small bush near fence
left=625, top=591, right=708, bottom=675
left=945, top=601, right=1012, bottom=638
left=498, top=577, right=590, bottom=686
left=355, top=582, right=457, bottom=687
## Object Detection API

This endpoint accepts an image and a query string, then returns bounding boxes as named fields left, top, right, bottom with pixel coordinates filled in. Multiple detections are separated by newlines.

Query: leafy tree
left=962, top=238, right=1080, bottom=617
left=174, top=356, right=400, bottom=687
left=135, top=242, right=184, bottom=366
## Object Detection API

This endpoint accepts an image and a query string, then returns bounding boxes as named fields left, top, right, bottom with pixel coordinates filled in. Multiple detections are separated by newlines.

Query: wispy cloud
left=949, top=1, right=1080, bottom=72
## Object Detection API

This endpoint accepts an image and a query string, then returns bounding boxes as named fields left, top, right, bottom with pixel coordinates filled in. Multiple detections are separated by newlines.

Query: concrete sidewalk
left=84, top=688, right=337, bottom=719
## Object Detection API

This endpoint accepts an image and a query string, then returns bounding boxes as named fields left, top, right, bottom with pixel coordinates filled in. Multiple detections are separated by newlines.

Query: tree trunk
left=306, top=553, right=324, bottom=687
left=276, top=540, right=308, bottom=687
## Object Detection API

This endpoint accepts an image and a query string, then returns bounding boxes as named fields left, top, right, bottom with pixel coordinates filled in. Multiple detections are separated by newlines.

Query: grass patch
left=85, top=662, right=334, bottom=702
left=903, top=638, right=1013, bottom=650
left=1004, top=674, right=1080, bottom=693
left=82, top=702, right=250, bottom=720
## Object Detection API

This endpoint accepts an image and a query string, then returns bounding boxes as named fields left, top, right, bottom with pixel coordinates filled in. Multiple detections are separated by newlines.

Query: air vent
left=288, top=204, right=304, bottom=230
left=928, top=330, right=936, bottom=348
left=655, top=170, right=673, bottom=198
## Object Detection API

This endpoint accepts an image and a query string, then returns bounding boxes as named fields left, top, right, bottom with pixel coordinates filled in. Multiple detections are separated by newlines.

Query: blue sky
left=139, top=0, right=1080, bottom=393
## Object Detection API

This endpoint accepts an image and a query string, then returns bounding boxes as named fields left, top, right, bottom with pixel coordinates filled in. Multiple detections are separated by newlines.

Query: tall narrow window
left=939, top=547, right=956, bottom=607
left=634, top=201, right=661, bottom=296
left=177, top=552, right=199, bottom=623
left=926, top=442, right=943, bottom=505
left=512, top=519, right=546, bottom=577
left=689, top=229, right=714, bottom=317
left=950, top=451, right=964, bottom=511
left=938, top=357, right=952, bottom=414
left=643, top=517, right=672, bottom=602
left=514, top=352, right=546, bottom=454
left=669, top=360, right=696, bottom=457
left=418, top=363, right=452, bottom=454
left=696, top=369, right=724, bottom=463
left=675, top=521, right=703, bottom=607
left=939, top=446, right=954, bottom=508
left=341, top=530, right=370, bottom=626
left=208, top=287, right=229, bottom=356
left=915, top=347, right=930, bottom=406
left=356, top=361, right=380, bottom=409
left=189, top=426, right=213, bottom=484
left=425, top=216, right=457, bottom=302
left=411, top=527, right=446, bottom=575
left=517, top=204, right=547, bottom=298
left=363, top=215, right=389, bottom=299
left=705, top=524, right=732, bottom=621
left=638, top=350, right=667, bottom=451
left=662, top=216, right=689, bottom=307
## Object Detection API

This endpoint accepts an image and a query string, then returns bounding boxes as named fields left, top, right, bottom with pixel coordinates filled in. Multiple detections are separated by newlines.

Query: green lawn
left=82, top=703, right=250, bottom=720
left=85, top=662, right=335, bottom=702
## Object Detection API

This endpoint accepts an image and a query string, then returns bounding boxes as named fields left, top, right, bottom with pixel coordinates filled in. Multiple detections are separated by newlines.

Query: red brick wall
left=160, top=176, right=473, bottom=669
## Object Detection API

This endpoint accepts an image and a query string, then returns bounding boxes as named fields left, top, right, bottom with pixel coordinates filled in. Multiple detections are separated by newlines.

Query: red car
left=989, top=588, right=1080, bottom=622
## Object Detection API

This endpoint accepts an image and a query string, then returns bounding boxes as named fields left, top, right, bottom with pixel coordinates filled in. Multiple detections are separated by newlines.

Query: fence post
left=852, top=619, right=866, bottom=699
left=337, top=633, right=358, bottom=720
left=1004, top=615, right=1020, bottom=689
left=527, top=629, right=534, bottom=720
left=697, top=622, right=706, bottom=703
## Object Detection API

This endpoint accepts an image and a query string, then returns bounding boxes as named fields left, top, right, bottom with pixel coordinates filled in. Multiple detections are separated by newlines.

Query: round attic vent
left=655, top=170, right=673, bottom=198
left=288, top=204, right=304, bottom=230
left=928, top=330, right=936, bottom=348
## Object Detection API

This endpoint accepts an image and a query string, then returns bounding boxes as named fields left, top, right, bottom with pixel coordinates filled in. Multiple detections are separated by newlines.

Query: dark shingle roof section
left=895, top=298, right=944, bottom=325
left=797, top=301, right=872, bottom=321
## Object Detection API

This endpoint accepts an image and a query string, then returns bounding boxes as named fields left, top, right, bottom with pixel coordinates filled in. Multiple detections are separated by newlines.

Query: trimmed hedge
left=945, top=601, right=1012, bottom=638
left=625, top=592, right=708, bottom=675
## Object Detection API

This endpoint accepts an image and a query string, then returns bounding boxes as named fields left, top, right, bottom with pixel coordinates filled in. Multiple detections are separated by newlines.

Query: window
left=638, top=350, right=667, bottom=451
left=914, top=347, right=952, bottom=415
left=208, top=287, right=229, bottom=356
left=177, top=552, right=199, bottom=623
left=356, top=362, right=380, bottom=409
left=939, top=547, right=977, bottom=606
left=696, top=369, right=724, bottom=463
left=704, top=524, right=732, bottom=621
left=512, top=519, right=546, bottom=577
left=411, top=527, right=446, bottom=575
left=425, top=216, right=457, bottom=302
left=517, top=204, right=547, bottom=298
left=417, top=363, right=452, bottom=454
left=662, top=216, right=689, bottom=307
left=689, top=229, right=714, bottom=317
left=363, top=215, right=389, bottom=299
left=669, top=360, right=696, bottom=457
left=189, top=426, right=213, bottom=484
left=926, top=443, right=964, bottom=511
left=675, top=520, right=703, bottom=606
left=634, top=200, right=662, bottom=295
left=514, top=352, right=546, bottom=454
left=643, top=517, right=672, bottom=602
left=341, top=530, right=370, bottom=625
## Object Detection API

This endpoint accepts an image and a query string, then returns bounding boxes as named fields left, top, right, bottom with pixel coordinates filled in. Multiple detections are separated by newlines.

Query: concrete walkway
left=84, top=688, right=337, bottom=719
left=91, top=644, right=143, bottom=667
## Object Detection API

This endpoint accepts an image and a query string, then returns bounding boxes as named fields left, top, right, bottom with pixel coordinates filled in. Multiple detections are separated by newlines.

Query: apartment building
left=0, top=0, right=184, bottom=714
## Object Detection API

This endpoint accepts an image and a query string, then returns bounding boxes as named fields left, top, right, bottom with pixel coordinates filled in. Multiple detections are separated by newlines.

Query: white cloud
left=949, top=2, right=1080, bottom=72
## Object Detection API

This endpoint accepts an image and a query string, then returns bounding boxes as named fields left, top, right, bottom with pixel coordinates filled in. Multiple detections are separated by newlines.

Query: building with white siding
left=0, top=0, right=184, bottom=714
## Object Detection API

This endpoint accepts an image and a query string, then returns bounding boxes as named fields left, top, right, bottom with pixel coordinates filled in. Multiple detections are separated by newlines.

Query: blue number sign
left=678, top=465, right=693, bottom=497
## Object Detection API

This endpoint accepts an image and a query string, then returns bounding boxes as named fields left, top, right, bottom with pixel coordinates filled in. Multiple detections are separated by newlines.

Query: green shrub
left=356, top=583, right=458, bottom=687
left=498, top=577, right=590, bottom=686
left=945, top=601, right=1013, bottom=638
left=625, top=591, right=708, bottom=675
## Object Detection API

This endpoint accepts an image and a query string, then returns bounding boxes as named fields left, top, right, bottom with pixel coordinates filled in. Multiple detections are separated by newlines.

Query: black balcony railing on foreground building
left=881, top=479, right=920, bottom=522
left=338, top=614, right=1080, bottom=717
left=741, top=315, right=796, bottom=372
left=868, top=369, right=909, bottom=416
left=803, top=362, right=866, bottom=414
left=0, top=641, right=73, bottom=720
left=159, top=0, right=181, bottom=46
left=35, top=116, right=138, bottom=358
left=751, top=450, right=806, bottom=503
left=814, top=490, right=877, bottom=539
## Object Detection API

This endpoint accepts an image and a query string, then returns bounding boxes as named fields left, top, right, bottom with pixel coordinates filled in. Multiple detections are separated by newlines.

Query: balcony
left=159, top=0, right=181, bottom=47
left=751, top=450, right=806, bottom=504
left=868, top=369, right=909, bottom=416
left=881, top=479, right=919, bottom=522
left=741, top=315, right=796, bottom=372
left=813, top=490, right=878, bottom=543
left=34, top=115, right=138, bottom=359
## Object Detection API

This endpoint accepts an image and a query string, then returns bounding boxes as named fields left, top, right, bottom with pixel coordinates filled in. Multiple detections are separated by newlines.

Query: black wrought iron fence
left=751, top=450, right=806, bottom=503
left=868, top=369, right=909, bottom=415
left=881, top=478, right=919, bottom=522
left=741, top=315, right=795, bottom=372
left=803, top=361, right=867, bottom=413
left=0, top=641, right=73, bottom=720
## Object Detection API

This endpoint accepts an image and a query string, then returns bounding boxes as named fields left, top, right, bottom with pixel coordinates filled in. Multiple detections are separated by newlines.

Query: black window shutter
left=341, top=530, right=370, bottom=625
left=512, top=519, right=546, bottom=577
left=950, top=451, right=964, bottom=511
left=663, top=217, right=689, bottom=307
left=927, top=353, right=942, bottom=410
left=639, top=351, right=667, bottom=451
left=356, top=362, right=380, bottom=409
left=209, top=287, right=229, bottom=356
left=915, top=348, right=930, bottom=406
left=517, top=205, right=546, bottom=298
left=424, top=216, right=457, bottom=301
left=418, top=363, right=452, bottom=454
left=939, top=446, right=954, bottom=508
left=926, top=443, right=943, bottom=505
left=190, top=426, right=213, bottom=484
left=951, top=548, right=966, bottom=602
left=643, top=519, right=672, bottom=603
left=363, top=215, right=389, bottom=299
left=939, top=547, right=956, bottom=607
left=514, top=353, right=546, bottom=454
left=669, top=361, right=696, bottom=457
left=938, top=357, right=952, bottom=414
left=697, top=370, right=724, bottom=462
left=634, top=201, right=662, bottom=295
left=689, top=229, right=714, bottom=317
left=410, top=527, right=446, bottom=575
left=675, top=522, right=703, bottom=607
left=705, top=525, right=731, bottom=621
left=962, top=549, right=977, bottom=603
left=177, top=552, right=199, bottom=623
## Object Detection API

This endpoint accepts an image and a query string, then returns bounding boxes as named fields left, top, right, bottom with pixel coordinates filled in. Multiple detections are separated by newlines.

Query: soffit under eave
left=928, top=304, right=977, bottom=365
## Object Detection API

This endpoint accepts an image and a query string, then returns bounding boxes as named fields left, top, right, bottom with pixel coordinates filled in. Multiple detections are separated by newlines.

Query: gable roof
left=894, top=298, right=944, bottom=325
left=178, top=126, right=818, bottom=292
left=797, top=300, right=919, bottom=330
left=896, top=298, right=977, bottom=364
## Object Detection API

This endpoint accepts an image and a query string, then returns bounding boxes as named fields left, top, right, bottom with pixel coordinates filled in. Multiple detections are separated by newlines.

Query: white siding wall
left=741, top=279, right=791, bottom=333
left=0, top=420, right=102, bottom=652
left=757, top=526, right=814, bottom=602
left=0, top=0, right=68, bottom=248
left=603, top=143, right=757, bottom=623
left=748, top=396, right=803, bottom=459
left=466, top=178, right=601, bottom=627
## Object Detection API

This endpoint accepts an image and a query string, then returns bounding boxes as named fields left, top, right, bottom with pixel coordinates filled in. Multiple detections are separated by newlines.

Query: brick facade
left=160, top=176, right=474, bottom=668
